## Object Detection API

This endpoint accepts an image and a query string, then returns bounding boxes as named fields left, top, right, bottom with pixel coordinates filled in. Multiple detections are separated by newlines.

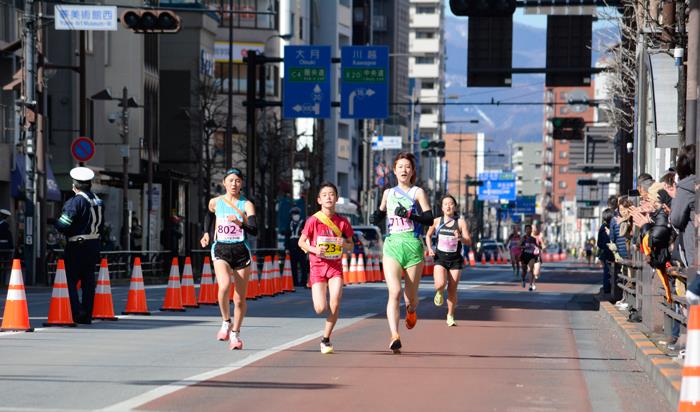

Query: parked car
left=352, top=225, right=384, bottom=260
left=476, top=239, right=498, bottom=261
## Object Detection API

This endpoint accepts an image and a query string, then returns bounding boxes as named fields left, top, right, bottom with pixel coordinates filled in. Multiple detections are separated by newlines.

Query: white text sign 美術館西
left=54, top=5, right=118, bottom=31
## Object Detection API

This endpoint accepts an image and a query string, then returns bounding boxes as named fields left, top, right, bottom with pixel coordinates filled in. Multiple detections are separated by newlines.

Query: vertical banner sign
left=283, top=45, right=331, bottom=118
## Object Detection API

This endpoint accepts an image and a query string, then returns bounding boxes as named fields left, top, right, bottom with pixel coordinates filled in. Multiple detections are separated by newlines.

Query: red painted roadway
left=138, top=269, right=628, bottom=411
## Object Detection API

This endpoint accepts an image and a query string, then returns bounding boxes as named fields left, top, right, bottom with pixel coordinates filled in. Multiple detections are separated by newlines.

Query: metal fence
left=613, top=256, right=688, bottom=337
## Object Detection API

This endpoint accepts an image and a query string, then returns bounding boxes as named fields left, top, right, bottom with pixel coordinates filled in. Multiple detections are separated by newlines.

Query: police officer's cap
left=290, top=207, right=301, bottom=214
left=0, top=209, right=10, bottom=217
left=70, top=167, right=95, bottom=182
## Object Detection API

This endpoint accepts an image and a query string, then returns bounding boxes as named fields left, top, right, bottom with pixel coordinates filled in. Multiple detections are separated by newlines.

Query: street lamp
left=91, top=87, right=140, bottom=251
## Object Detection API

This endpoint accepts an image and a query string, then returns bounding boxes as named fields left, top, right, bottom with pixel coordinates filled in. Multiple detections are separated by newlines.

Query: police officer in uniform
left=285, top=207, right=308, bottom=287
left=55, top=167, right=103, bottom=324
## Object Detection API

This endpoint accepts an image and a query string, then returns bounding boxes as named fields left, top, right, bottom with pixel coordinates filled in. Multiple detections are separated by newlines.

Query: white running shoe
left=531, top=284, right=537, bottom=291
left=217, top=320, right=232, bottom=341
left=320, top=341, right=334, bottom=354
left=229, top=331, right=243, bottom=350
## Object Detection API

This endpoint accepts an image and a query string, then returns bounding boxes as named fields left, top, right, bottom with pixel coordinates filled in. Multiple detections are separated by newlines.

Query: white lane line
left=101, top=312, right=376, bottom=412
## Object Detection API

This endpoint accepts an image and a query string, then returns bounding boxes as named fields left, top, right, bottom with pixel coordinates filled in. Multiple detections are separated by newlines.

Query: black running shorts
left=212, top=242, right=251, bottom=270
left=435, top=252, right=464, bottom=270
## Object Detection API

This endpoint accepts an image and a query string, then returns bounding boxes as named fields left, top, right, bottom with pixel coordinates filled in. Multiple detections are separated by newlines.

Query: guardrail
left=613, top=256, right=688, bottom=338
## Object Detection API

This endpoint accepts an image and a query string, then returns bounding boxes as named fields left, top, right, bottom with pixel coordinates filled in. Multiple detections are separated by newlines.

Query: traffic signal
left=450, top=0, right=517, bottom=17
left=551, top=117, right=585, bottom=140
left=420, top=140, right=445, bottom=157
left=121, top=9, right=181, bottom=33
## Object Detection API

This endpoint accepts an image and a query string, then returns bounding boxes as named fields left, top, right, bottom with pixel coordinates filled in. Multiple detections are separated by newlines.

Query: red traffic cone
left=680, top=305, right=700, bottom=411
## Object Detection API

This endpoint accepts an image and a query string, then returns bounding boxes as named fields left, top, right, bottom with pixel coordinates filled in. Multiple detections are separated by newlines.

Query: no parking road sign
left=71, top=137, right=95, bottom=162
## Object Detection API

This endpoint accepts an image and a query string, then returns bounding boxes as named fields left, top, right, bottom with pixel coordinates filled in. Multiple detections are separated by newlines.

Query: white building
left=511, top=142, right=543, bottom=197
left=408, top=0, right=445, bottom=141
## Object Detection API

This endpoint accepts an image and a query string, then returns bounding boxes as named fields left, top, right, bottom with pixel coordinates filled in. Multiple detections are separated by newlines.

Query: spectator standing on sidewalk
left=597, top=209, right=615, bottom=294
left=670, top=144, right=696, bottom=273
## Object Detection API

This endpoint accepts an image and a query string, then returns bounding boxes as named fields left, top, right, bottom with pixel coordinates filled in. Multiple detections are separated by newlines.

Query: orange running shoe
left=405, top=307, right=417, bottom=329
left=389, top=334, right=402, bottom=354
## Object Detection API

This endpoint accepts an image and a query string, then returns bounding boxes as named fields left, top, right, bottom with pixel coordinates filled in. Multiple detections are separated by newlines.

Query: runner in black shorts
left=426, top=194, right=471, bottom=327
left=200, top=168, right=258, bottom=350
left=519, top=224, right=543, bottom=291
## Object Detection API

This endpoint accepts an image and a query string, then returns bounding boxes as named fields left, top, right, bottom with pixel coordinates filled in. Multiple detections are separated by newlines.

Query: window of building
left=416, top=6, right=436, bottom=14
left=214, top=63, right=278, bottom=96
left=421, top=81, right=434, bottom=89
left=559, top=195, right=566, bottom=204
left=420, top=106, right=434, bottom=114
left=559, top=165, right=568, bottom=173
left=559, top=151, right=568, bottom=159
left=222, top=0, right=277, bottom=30
left=559, top=181, right=567, bottom=189
left=416, top=31, right=434, bottom=39
left=415, top=56, right=435, bottom=64
left=299, top=16, right=303, bottom=40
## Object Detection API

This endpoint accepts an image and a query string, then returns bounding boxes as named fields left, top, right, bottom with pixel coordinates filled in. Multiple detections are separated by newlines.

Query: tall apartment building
left=512, top=142, right=542, bottom=197
left=408, top=0, right=445, bottom=141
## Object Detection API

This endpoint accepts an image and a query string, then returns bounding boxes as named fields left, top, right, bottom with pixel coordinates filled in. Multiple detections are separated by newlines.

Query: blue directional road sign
left=340, top=46, right=389, bottom=119
left=478, top=172, right=516, bottom=202
left=283, top=45, right=331, bottom=118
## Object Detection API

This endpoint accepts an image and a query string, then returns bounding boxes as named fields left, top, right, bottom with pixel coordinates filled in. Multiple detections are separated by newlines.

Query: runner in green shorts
left=370, top=152, right=433, bottom=353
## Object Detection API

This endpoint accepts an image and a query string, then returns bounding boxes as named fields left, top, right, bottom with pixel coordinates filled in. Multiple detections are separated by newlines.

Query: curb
left=599, top=301, right=680, bottom=408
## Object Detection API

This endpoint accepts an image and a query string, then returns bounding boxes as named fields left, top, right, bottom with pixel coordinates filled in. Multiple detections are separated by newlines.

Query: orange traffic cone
left=357, top=254, right=367, bottom=283
left=246, top=255, right=260, bottom=300
left=282, top=254, right=295, bottom=292
left=1, top=259, right=33, bottom=332
left=181, top=257, right=199, bottom=308
left=273, top=254, right=282, bottom=295
left=496, top=253, right=503, bottom=264
left=469, top=251, right=476, bottom=267
left=342, top=253, right=349, bottom=284
left=368, top=254, right=377, bottom=282
left=160, top=257, right=185, bottom=312
left=123, top=257, right=150, bottom=315
left=44, top=259, right=76, bottom=327
left=92, top=258, right=118, bottom=321
left=198, top=257, right=217, bottom=305
left=262, top=256, right=274, bottom=297
left=489, top=254, right=495, bottom=265
left=481, top=254, right=486, bottom=265
left=348, top=253, right=358, bottom=285
left=680, top=305, right=700, bottom=411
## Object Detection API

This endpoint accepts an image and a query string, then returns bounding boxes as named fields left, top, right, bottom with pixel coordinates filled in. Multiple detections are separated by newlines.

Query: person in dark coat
left=0, top=209, right=13, bottom=254
left=597, top=208, right=615, bottom=294
left=670, top=144, right=695, bottom=271
left=284, top=207, right=309, bottom=287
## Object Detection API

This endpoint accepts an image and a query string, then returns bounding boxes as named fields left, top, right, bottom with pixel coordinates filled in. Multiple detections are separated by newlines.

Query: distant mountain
left=443, top=15, right=617, bottom=149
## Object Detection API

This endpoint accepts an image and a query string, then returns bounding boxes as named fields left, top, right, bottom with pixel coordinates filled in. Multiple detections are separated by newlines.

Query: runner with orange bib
left=298, top=182, right=354, bottom=354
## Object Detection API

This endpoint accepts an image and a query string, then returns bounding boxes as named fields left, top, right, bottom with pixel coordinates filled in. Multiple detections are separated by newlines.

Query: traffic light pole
left=120, top=87, right=130, bottom=252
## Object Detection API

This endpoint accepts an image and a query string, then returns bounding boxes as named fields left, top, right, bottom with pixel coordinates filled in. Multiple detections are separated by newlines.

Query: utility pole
left=362, top=120, right=370, bottom=224
left=120, top=87, right=130, bottom=251
left=21, top=0, right=37, bottom=283
left=225, top=0, right=234, bottom=169
left=687, top=0, right=699, bottom=145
